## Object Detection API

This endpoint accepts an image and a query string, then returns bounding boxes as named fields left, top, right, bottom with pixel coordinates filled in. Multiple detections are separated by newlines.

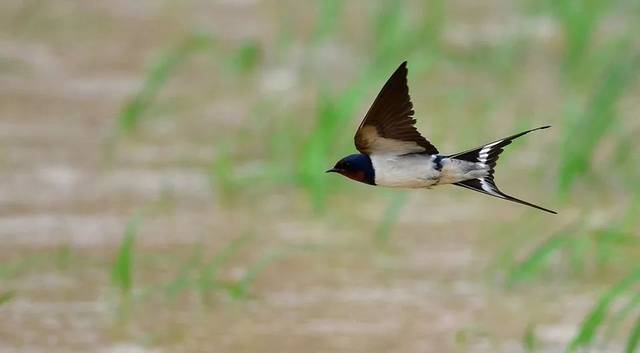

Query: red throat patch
left=341, top=170, right=365, bottom=183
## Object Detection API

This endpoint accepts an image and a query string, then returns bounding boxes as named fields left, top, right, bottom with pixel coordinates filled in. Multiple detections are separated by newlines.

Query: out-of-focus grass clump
left=496, top=1, right=640, bottom=349
left=161, top=234, right=286, bottom=303
left=116, top=33, right=217, bottom=135
left=110, top=222, right=305, bottom=313
left=568, top=268, right=640, bottom=353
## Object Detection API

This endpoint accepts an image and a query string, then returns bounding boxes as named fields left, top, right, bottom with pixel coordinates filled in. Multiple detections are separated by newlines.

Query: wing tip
left=527, top=125, right=551, bottom=134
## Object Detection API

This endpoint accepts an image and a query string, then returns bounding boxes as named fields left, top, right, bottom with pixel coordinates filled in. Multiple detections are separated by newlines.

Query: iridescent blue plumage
left=327, top=154, right=375, bottom=185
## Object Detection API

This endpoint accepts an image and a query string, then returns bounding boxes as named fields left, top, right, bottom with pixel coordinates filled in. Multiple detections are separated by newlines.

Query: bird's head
left=326, top=153, right=375, bottom=185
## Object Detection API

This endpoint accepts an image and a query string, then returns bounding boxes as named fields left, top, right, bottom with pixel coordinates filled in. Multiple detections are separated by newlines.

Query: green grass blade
left=298, top=84, right=367, bottom=212
left=198, top=235, right=253, bottom=302
left=603, top=292, right=640, bottom=346
left=209, top=142, right=238, bottom=202
left=523, top=323, right=538, bottom=353
left=568, top=267, right=640, bottom=352
left=111, top=216, right=140, bottom=295
left=372, top=0, right=406, bottom=66
left=166, top=249, right=203, bottom=300
left=505, top=233, right=570, bottom=287
left=626, top=314, right=640, bottom=353
left=229, top=248, right=287, bottom=300
left=558, top=51, right=640, bottom=194
left=313, top=0, right=344, bottom=42
left=117, top=33, right=216, bottom=134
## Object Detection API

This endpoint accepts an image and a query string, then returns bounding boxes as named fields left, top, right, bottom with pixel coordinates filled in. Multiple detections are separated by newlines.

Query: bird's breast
left=370, top=154, right=440, bottom=188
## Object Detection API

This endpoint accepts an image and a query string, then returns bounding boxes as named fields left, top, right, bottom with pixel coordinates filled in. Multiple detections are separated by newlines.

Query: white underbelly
left=370, top=154, right=440, bottom=188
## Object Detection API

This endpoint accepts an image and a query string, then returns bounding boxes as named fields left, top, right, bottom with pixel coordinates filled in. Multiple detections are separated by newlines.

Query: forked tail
left=448, top=126, right=556, bottom=214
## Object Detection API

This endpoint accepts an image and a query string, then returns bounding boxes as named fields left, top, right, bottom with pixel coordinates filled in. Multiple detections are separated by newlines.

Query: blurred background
left=1, top=1, right=639, bottom=352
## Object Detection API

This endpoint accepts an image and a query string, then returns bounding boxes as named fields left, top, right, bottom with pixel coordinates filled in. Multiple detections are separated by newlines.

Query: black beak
left=326, top=168, right=340, bottom=173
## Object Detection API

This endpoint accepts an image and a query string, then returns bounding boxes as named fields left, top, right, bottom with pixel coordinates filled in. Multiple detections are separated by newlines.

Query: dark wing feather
left=354, top=61, right=438, bottom=155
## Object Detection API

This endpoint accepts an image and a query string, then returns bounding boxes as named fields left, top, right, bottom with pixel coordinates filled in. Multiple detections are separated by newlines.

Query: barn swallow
left=327, top=61, right=556, bottom=214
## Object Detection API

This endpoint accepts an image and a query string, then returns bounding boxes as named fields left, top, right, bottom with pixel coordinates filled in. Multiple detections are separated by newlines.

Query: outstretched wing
left=354, top=61, right=438, bottom=155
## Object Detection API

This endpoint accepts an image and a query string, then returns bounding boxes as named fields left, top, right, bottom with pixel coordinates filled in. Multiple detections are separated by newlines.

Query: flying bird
left=327, top=61, right=556, bottom=214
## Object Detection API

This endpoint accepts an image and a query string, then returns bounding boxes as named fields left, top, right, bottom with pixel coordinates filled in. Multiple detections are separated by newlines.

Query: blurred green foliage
left=559, top=52, right=640, bottom=195
left=0, top=290, right=15, bottom=307
left=117, top=33, right=217, bottom=134
left=109, top=0, right=640, bottom=350
left=164, top=234, right=257, bottom=303
left=568, top=268, right=640, bottom=353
